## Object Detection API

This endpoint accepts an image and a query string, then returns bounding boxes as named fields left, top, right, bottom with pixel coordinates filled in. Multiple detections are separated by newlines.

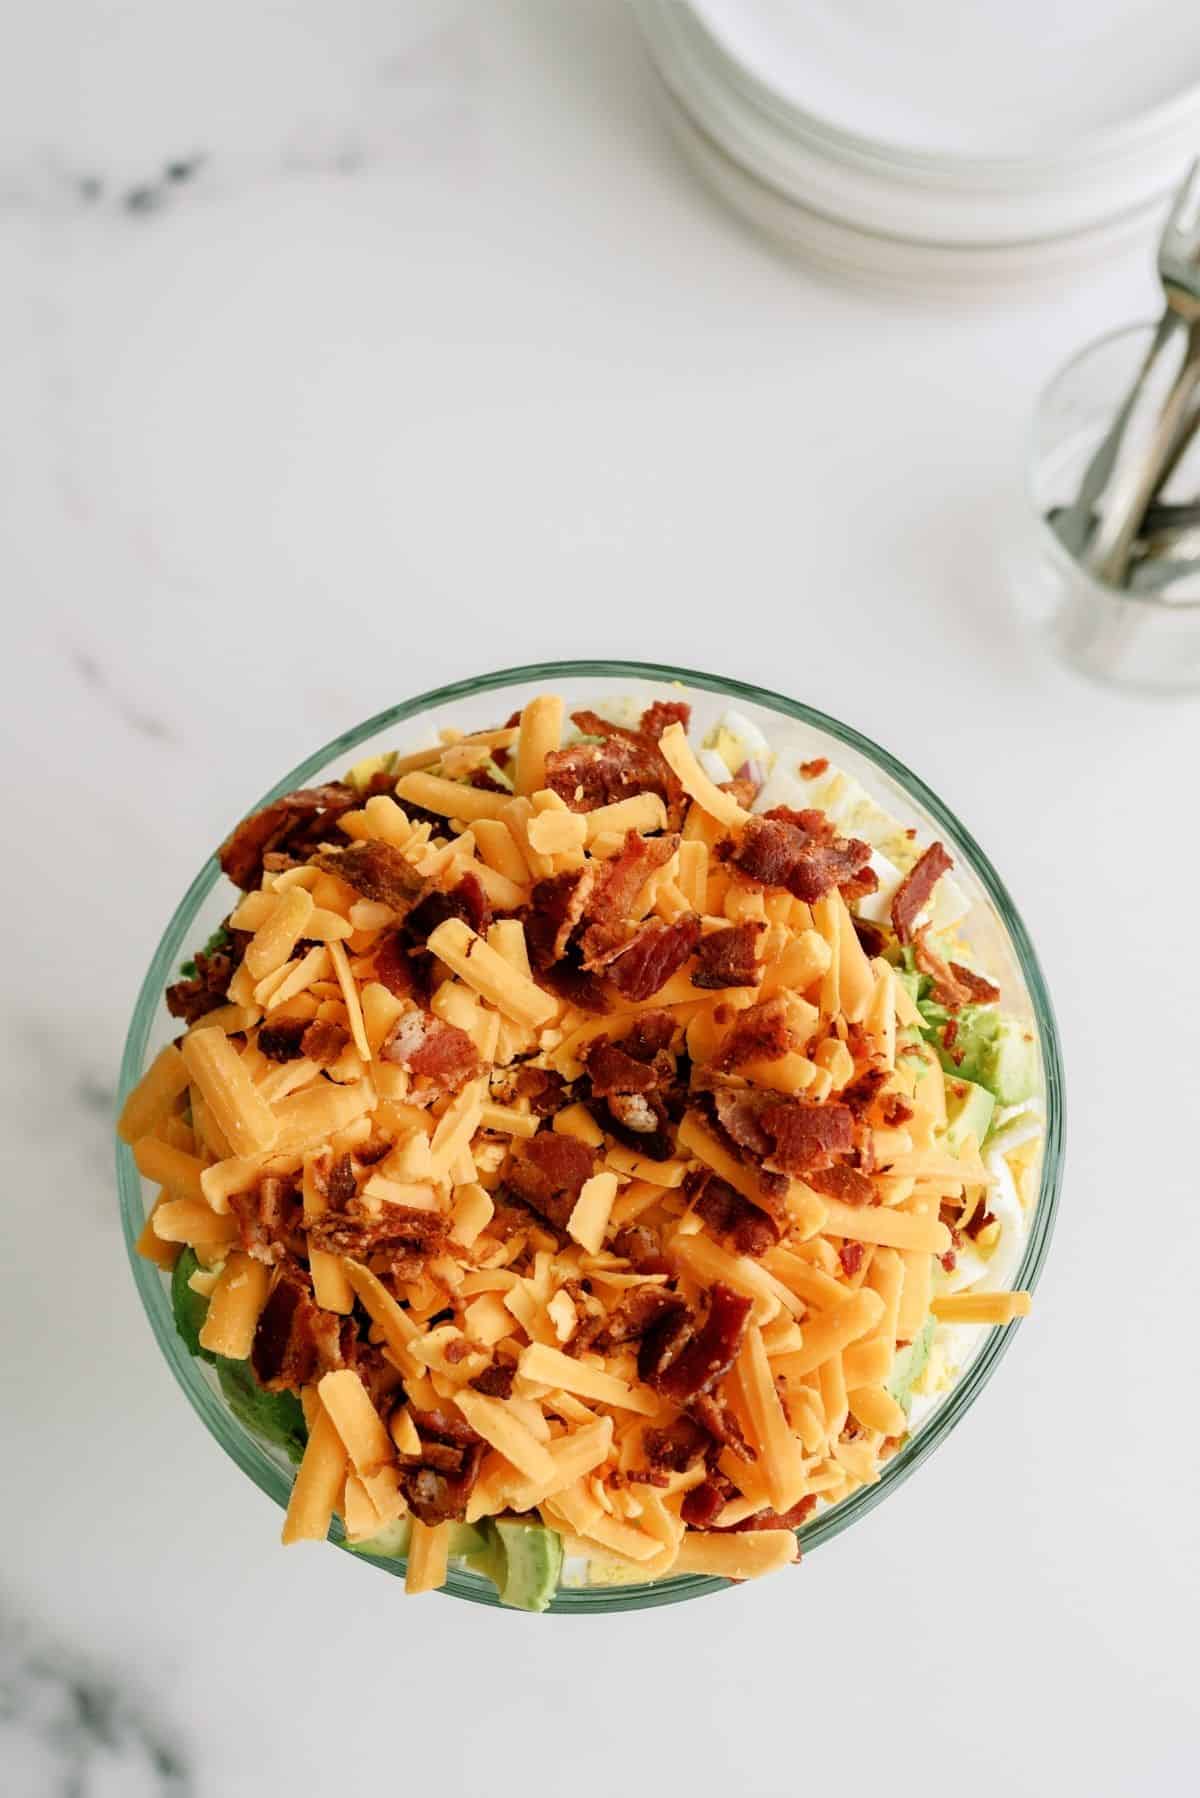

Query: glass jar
left=116, top=661, right=1065, bottom=1612
left=1021, top=322, right=1200, bottom=692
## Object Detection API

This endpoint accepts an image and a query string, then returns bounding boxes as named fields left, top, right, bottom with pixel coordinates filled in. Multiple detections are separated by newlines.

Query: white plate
left=689, top=0, right=1200, bottom=159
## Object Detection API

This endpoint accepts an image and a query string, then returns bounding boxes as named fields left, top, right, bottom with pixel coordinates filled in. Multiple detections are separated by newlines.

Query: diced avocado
left=346, top=1517, right=412, bottom=1559
left=490, top=1518, right=564, bottom=1613
left=942, top=1076, right=995, bottom=1153
left=972, top=1017, right=1039, bottom=1106
left=346, top=1518, right=487, bottom=1561
left=923, top=1004, right=1038, bottom=1108
left=887, top=1317, right=936, bottom=1416
left=216, top=1359, right=308, bottom=1465
left=170, top=1247, right=216, bottom=1362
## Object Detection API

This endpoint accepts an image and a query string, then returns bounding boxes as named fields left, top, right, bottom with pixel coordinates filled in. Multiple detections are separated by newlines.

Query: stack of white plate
left=635, top=0, right=1200, bottom=289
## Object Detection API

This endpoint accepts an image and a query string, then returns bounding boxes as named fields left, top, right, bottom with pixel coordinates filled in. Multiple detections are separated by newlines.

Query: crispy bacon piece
left=470, top=1362, right=516, bottom=1398
left=838, top=1240, right=865, bottom=1278
left=692, top=920, right=766, bottom=990
left=165, top=928, right=250, bottom=1025
left=687, top=1390, right=753, bottom=1459
left=721, top=1495, right=817, bottom=1533
left=541, top=710, right=683, bottom=818
left=681, top=1474, right=736, bottom=1529
left=514, top=1066, right=568, bottom=1116
left=524, top=867, right=596, bottom=970
left=624, top=1011, right=677, bottom=1060
left=537, top=958, right=612, bottom=1015
left=326, top=1152, right=358, bottom=1209
left=611, top=1224, right=672, bottom=1277
left=639, top=700, right=691, bottom=739
left=840, top=1067, right=889, bottom=1119
left=687, top=1168, right=782, bottom=1257
left=312, top=841, right=427, bottom=911
left=299, top=1020, right=350, bottom=1067
left=580, top=831, right=680, bottom=965
left=228, top=1174, right=305, bottom=1266
left=218, top=784, right=359, bottom=891
left=950, top=961, right=1001, bottom=1003
left=584, top=1039, right=660, bottom=1096
left=713, top=995, right=794, bottom=1070
left=891, top=842, right=953, bottom=943
left=708, top=1085, right=773, bottom=1159
left=397, top=1408, right=484, bottom=1524
left=965, top=1206, right=997, bottom=1241
left=799, top=757, right=829, bottom=780
left=644, top=1416, right=711, bottom=1475
left=643, top=1283, right=754, bottom=1404
left=252, top=1261, right=347, bottom=1392
left=807, top=1163, right=876, bottom=1206
left=380, top=1009, right=481, bottom=1092
left=372, top=930, right=415, bottom=999
left=404, top=872, right=492, bottom=947
left=607, top=915, right=701, bottom=1002
left=307, top=1201, right=448, bottom=1282
left=759, top=1099, right=855, bottom=1177
left=591, top=1287, right=687, bottom=1353
left=256, top=1017, right=307, bottom=1062
left=505, top=1131, right=596, bottom=1230
left=852, top=918, right=887, bottom=958
left=731, top=812, right=872, bottom=905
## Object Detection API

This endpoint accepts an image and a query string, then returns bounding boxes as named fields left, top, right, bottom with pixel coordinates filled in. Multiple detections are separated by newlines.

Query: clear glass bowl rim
left=116, top=658, right=1066, bottom=1615
left=1030, top=318, right=1200, bottom=614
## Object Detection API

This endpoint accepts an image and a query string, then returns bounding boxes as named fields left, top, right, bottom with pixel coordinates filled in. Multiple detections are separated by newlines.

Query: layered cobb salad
left=119, top=690, right=1041, bottom=1610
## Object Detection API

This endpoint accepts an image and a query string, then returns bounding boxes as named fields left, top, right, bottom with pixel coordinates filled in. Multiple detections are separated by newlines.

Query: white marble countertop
left=3, top=4, right=1197, bottom=1794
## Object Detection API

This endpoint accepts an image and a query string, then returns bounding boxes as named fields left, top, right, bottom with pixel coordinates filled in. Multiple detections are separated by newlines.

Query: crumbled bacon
left=965, top=1206, right=997, bottom=1240
left=228, top=1174, right=305, bottom=1266
left=580, top=831, right=679, bottom=965
left=306, top=1201, right=448, bottom=1282
left=687, top=1168, right=782, bottom=1257
left=524, top=868, right=596, bottom=970
left=732, top=811, right=872, bottom=904
left=852, top=917, right=887, bottom=958
left=713, top=995, right=794, bottom=1069
left=372, top=930, right=416, bottom=999
left=470, top=1362, right=515, bottom=1398
left=758, top=1099, right=855, bottom=1177
left=299, top=1020, right=350, bottom=1067
left=950, top=961, right=1001, bottom=1004
left=692, top=920, right=765, bottom=990
left=881, top=1093, right=914, bottom=1127
left=536, top=958, right=612, bottom=1015
left=799, top=758, right=829, bottom=780
left=584, top=1039, right=660, bottom=1096
left=381, top=1009, right=481, bottom=1092
left=607, top=915, right=701, bottom=1002
left=644, top=1415, right=711, bottom=1475
left=891, top=842, right=953, bottom=943
left=681, top=1475, right=736, bottom=1529
left=590, top=1287, right=687, bottom=1353
left=218, top=784, right=360, bottom=891
left=708, top=1086, right=773, bottom=1159
left=505, top=1131, right=596, bottom=1230
left=404, top=873, right=492, bottom=947
left=721, top=777, right=760, bottom=811
left=252, top=1260, right=347, bottom=1392
left=643, top=1283, right=754, bottom=1404
left=514, top=1066, right=568, bottom=1116
left=685, top=1390, right=753, bottom=1459
left=256, top=1017, right=307, bottom=1062
left=611, top=1224, right=672, bottom=1276
left=543, top=712, right=681, bottom=817
left=721, top=1495, right=816, bottom=1533
left=396, top=1408, right=484, bottom=1524
left=624, top=1012, right=678, bottom=1061
left=639, top=700, right=691, bottom=739
left=326, top=1152, right=358, bottom=1209
left=838, top=1240, right=865, bottom=1278
left=602, top=1089, right=675, bottom=1162
left=807, top=1163, right=876, bottom=1206
left=312, top=840, right=427, bottom=912
left=165, top=928, right=251, bottom=1025
left=840, top=1067, right=889, bottom=1118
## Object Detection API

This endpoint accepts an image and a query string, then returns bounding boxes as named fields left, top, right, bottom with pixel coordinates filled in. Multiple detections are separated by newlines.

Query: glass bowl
left=1019, top=321, right=1200, bottom=693
left=116, top=660, right=1065, bottom=1613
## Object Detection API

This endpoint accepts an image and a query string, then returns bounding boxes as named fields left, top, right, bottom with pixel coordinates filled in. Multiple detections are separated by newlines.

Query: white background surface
left=1, top=4, right=1197, bottom=1795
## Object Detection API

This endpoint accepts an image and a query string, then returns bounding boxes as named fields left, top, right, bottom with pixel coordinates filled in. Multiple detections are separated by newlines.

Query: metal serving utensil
left=1054, top=162, right=1200, bottom=567
left=1084, top=162, right=1200, bottom=585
